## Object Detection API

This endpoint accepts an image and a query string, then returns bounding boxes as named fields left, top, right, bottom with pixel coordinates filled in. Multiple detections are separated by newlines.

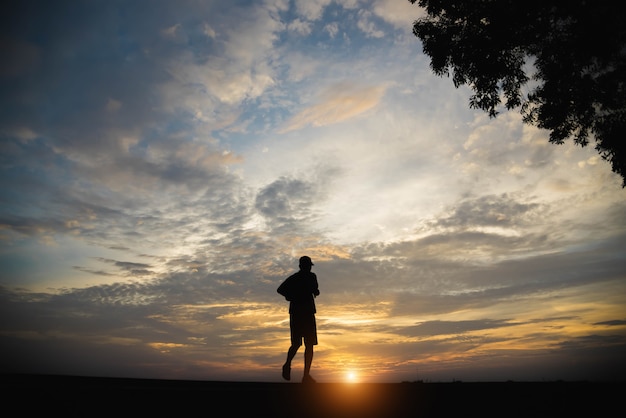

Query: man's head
left=299, top=256, right=314, bottom=270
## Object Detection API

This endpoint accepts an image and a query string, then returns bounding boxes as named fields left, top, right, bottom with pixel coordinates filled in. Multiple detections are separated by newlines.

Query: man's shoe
left=282, top=364, right=291, bottom=381
left=302, top=374, right=316, bottom=384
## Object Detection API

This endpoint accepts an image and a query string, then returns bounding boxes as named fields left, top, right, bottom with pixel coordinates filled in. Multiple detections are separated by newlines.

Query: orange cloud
left=279, top=82, right=386, bottom=133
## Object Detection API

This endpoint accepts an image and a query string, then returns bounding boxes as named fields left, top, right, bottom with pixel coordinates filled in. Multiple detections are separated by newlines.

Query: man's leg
left=302, top=314, right=317, bottom=383
left=283, top=344, right=299, bottom=380
left=303, top=344, right=313, bottom=376
left=286, top=344, right=299, bottom=364
left=301, top=344, right=316, bottom=383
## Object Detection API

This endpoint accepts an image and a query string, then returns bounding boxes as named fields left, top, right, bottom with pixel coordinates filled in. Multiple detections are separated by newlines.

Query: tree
left=409, top=0, right=626, bottom=186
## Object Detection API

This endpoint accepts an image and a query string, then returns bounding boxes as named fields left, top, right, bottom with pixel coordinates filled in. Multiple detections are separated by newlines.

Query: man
left=277, top=255, right=320, bottom=383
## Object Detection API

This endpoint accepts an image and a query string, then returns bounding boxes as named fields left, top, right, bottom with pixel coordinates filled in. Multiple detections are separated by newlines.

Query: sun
left=345, top=370, right=358, bottom=383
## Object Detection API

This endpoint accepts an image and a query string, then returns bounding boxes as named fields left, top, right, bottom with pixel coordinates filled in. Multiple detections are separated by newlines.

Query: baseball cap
left=299, top=256, right=314, bottom=266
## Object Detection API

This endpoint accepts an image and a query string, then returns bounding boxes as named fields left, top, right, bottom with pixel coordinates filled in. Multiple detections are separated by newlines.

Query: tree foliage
left=410, top=0, right=626, bottom=186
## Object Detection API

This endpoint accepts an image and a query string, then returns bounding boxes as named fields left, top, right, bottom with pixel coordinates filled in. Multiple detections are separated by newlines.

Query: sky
left=1, top=0, right=625, bottom=384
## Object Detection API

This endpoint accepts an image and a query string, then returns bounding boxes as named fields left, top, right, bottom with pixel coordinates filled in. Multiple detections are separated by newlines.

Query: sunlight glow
left=346, top=371, right=358, bottom=383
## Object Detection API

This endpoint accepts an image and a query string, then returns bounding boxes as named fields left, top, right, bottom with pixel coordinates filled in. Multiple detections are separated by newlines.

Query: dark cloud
left=435, top=193, right=542, bottom=229
left=594, top=320, right=626, bottom=326
left=255, top=175, right=320, bottom=231
left=0, top=0, right=248, bottom=235
left=88, top=258, right=155, bottom=277
left=72, top=266, right=114, bottom=277
left=396, top=319, right=512, bottom=337
left=96, top=258, right=151, bottom=270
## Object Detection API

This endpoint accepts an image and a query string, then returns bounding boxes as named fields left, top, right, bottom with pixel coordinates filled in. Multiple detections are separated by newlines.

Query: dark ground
left=2, top=374, right=622, bottom=417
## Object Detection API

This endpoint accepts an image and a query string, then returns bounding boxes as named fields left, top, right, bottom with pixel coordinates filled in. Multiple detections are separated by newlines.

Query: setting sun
left=346, top=371, right=358, bottom=383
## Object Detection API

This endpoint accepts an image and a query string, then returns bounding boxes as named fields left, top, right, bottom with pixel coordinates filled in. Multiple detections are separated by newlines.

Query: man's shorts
left=290, top=313, right=318, bottom=346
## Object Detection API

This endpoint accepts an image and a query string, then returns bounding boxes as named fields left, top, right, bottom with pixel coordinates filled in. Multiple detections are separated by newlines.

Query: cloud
left=593, top=319, right=626, bottom=326
left=395, top=319, right=515, bottom=337
left=161, top=23, right=183, bottom=40
left=294, top=0, right=333, bottom=21
left=325, top=22, right=339, bottom=38
left=256, top=177, right=317, bottom=221
left=95, top=258, right=154, bottom=276
left=287, top=18, right=313, bottom=35
left=372, top=0, right=425, bottom=30
left=357, top=10, right=386, bottom=38
left=279, top=82, right=386, bottom=133
left=434, top=193, right=542, bottom=229
left=253, top=163, right=340, bottom=235
left=1, top=203, right=625, bottom=381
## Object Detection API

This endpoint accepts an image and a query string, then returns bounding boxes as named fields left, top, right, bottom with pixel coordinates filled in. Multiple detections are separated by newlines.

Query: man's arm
left=277, top=277, right=292, bottom=300
left=312, top=273, right=319, bottom=297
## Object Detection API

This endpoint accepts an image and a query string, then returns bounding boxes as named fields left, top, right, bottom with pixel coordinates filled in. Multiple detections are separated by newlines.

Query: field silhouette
left=2, top=374, right=622, bottom=417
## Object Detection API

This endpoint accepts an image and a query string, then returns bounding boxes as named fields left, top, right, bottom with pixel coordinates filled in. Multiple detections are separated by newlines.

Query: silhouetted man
left=277, top=255, right=320, bottom=383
